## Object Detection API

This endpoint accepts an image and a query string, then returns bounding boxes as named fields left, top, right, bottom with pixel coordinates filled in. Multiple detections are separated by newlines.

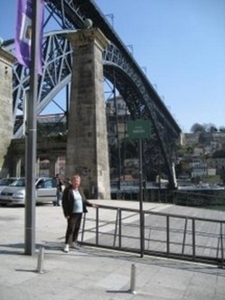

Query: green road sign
left=127, top=119, right=151, bottom=140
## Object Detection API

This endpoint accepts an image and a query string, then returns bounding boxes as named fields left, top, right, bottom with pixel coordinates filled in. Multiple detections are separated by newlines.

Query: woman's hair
left=71, top=174, right=81, bottom=181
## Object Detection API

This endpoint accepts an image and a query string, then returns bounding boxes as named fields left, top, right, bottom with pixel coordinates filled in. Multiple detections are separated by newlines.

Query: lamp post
left=24, top=0, right=40, bottom=255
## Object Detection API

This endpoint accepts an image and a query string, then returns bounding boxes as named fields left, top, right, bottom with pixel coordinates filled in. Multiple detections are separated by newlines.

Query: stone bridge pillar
left=49, top=156, right=59, bottom=178
left=36, top=157, right=40, bottom=177
left=66, top=28, right=111, bottom=199
left=13, top=156, right=22, bottom=177
left=0, top=48, right=15, bottom=177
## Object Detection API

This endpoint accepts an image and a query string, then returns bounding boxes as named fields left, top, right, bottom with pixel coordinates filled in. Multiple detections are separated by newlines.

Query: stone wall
left=0, top=48, right=15, bottom=177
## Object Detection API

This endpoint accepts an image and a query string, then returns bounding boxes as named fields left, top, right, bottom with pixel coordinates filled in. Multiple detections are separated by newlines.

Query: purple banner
left=15, top=0, right=44, bottom=75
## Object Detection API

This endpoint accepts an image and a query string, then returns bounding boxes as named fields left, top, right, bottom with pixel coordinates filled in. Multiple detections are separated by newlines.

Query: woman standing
left=62, top=174, right=97, bottom=253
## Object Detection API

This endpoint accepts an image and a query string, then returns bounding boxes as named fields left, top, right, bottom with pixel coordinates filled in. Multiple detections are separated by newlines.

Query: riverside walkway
left=0, top=200, right=225, bottom=300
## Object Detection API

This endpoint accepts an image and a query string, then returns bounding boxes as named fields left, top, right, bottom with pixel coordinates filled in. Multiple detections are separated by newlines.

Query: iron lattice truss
left=2, top=0, right=181, bottom=187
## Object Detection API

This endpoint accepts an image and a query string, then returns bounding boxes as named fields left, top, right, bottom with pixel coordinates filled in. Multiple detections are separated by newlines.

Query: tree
left=190, top=123, right=220, bottom=133
left=212, top=150, right=225, bottom=158
left=210, top=126, right=218, bottom=132
left=185, top=146, right=194, bottom=154
left=219, top=126, right=225, bottom=133
left=190, top=123, right=205, bottom=133
left=206, top=123, right=217, bottom=132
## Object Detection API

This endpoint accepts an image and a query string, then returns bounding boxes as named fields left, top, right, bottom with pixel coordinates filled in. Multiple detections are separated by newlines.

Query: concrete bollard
left=130, top=263, right=137, bottom=294
left=36, top=247, right=45, bottom=274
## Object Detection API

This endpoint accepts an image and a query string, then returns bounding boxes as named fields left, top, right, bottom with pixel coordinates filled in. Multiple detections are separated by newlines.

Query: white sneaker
left=71, top=242, right=80, bottom=250
left=63, top=244, right=69, bottom=253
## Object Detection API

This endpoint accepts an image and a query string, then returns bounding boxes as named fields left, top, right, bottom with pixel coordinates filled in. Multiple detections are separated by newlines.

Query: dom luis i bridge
left=1, top=0, right=181, bottom=196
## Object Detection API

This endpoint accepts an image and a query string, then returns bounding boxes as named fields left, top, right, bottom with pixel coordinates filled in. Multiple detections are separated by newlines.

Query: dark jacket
left=62, top=185, right=93, bottom=217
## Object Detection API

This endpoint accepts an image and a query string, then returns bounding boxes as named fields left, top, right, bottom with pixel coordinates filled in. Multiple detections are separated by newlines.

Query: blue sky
left=1, top=0, right=225, bottom=132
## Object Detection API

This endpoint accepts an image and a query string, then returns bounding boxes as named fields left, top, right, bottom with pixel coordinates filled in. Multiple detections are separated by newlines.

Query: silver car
left=0, top=177, right=57, bottom=206
left=0, top=177, right=19, bottom=193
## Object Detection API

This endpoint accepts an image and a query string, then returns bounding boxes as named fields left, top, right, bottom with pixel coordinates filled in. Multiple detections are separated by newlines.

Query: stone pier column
left=13, top=157, right=22, bottom=177
left=49, top=156, right=59, bottom=177
left=0, top=48, right=15, bottom=177
left=66, top=28, right=111, bottom=199
left=36, top=157, right=40, bottom=177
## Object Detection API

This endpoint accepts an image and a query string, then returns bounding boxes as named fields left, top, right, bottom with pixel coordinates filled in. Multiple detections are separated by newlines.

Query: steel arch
left=4, top=31, right=73, bottom=137
left=43, top=0, right=182, bottom=187
left=2, top=0, right=182, bottom=187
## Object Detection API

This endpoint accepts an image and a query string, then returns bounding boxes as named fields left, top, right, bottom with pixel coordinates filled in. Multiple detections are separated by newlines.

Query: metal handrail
left=80, top=204, right=225, bottom=266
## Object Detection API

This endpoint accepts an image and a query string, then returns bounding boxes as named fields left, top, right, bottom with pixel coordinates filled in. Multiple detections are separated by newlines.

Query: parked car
left=0, top=177, right=57, bottom=206
left=0, top=177, right=19, bottom=193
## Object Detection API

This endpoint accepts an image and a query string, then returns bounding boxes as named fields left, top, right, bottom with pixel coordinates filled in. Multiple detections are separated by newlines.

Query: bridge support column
left=36, top=157, right=40, bottom=177
left=0, top=48, right=15, bottom=177
left=66, top=28, right=111, bottom=199
left=49, top=156, right=59, bottom=178
left=13, top=157, right=22, bottom=177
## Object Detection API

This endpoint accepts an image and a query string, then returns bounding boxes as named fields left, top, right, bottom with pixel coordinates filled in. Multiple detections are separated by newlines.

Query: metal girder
left=2, top=0, right=181, bottom=187
left=4, top=31, right=73, bottom=138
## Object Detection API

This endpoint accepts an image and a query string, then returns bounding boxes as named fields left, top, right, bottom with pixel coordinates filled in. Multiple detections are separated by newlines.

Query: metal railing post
left=80, top=213, right=86, bottom=242
left=166, top=215, right=170, bottom=254
left=192, top=219, right=196, bottom=260
left=119, top=208, right=122, bottom=248
left=182, top=218, right=188, bottom=255
left=96, top=206, right=99, bottom=245
left=220, top=223, right=224, bottom=266
left=113, top=208, right=119, bottom=247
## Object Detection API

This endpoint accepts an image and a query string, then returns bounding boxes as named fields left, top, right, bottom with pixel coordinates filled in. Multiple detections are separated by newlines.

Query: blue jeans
left=53, top=191, right=62, bottom=206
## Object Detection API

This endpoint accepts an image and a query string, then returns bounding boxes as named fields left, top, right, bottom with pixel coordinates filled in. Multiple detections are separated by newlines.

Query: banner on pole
left=15, top=0, right=44, bottom=75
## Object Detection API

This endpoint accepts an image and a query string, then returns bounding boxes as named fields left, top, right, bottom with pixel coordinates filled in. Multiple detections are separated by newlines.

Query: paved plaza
left=0, top=200, right=225, bottom=300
